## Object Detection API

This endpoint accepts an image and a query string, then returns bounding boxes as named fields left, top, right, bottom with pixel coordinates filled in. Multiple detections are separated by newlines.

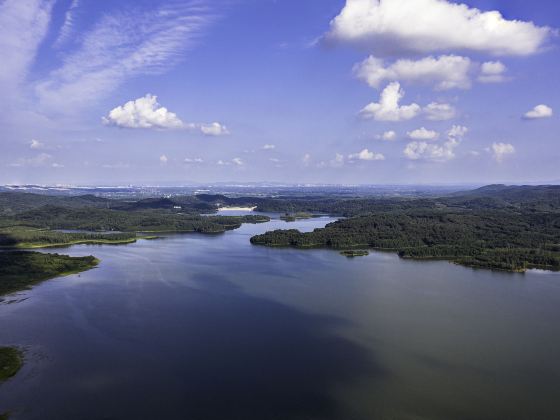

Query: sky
left=0, top=0, right=559, bottom=186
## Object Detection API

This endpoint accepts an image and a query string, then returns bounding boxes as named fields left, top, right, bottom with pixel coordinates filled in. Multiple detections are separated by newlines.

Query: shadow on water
left=1, top=271, right=386, bottom=420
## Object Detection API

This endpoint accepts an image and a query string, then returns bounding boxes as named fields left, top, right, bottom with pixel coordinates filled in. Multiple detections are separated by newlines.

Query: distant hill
left=0, top=192, right=111, bottom=215
left=448, top=185, right=560, bottom=211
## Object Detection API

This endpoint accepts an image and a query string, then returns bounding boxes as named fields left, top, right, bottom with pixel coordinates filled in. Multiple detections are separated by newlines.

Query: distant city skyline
left=1, top=0, right=558, bottom=185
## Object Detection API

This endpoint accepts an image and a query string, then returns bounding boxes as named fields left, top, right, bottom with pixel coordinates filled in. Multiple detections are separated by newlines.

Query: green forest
left=251, top=185, right=560, bottom=272
left=0, top=251, right=99, bottom=297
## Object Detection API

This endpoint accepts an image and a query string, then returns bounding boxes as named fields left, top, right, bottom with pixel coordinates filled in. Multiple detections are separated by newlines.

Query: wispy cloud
left=8, top=152, right=63, bottom=168
left=0, top=0, right=54, bottom=97
left=35, top=1, right=217, bottom=113
left=53, top=0, right=80, bottom=48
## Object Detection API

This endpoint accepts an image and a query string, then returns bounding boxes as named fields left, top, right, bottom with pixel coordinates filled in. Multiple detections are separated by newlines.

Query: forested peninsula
left=250, top=185, right=560, bottom=272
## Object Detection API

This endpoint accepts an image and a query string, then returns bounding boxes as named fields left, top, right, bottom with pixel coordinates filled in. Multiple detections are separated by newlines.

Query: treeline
left=0, top=206, right=269, bottom=234
left=0, top=251, right=99, bottom=296
left=0, top=227, right=137, bottom=248
left=251, top=205, right=560, bottom=272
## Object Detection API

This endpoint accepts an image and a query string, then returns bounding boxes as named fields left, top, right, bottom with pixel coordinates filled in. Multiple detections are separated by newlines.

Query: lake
left=1, top=215, right=560, bottom=419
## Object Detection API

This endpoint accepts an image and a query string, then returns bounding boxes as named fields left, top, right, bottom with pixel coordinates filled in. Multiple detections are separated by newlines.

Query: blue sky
left=0, top=0, right=558, bottom=185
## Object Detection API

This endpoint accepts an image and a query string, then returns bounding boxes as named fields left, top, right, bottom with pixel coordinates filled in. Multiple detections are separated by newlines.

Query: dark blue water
left=1, top=215, right=560, bottom=419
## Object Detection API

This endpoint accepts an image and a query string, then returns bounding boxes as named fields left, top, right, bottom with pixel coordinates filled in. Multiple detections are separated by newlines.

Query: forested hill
left=448, top=184, right=560, bottom=210
left=251, top=185, right=560, bottom=272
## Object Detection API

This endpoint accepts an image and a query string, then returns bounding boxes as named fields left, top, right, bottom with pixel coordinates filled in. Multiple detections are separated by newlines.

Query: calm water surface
left=1, top=215, right=560, bottom=419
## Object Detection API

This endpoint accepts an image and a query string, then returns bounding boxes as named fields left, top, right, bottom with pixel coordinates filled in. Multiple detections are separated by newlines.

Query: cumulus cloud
left=159, top=154, right=168, bottom=164
left=302, top=153, right=312, bottom=166
left=103, top=95, right=183, bottom=129
left=524, top=104, right=553, bottom=119
left=478, top=61, right=508, bottom=83
left=407, top=127, right=439, bottom=140
left=199, top=122, right=229, bottom=137
left=354, top=55, right=472, bottom=90
left=448, top=125, right=468, bottom=138
left=491, top=142, right=515, bottom=162
left=103, top=94, right=229, bottom=135
left=232, top=157, right=244, bottom=166
left=325, top=0, right=552, bottom=56
left=318, top=153, right=346, bottom=168
left=348, top=149, right=385, bottom=161
left=262, top=144, right=276, bottom=150
left=377, top=130, right=397, bottom=141
left=332, top=153, right=345, bottom=167
left=423, top=102, right=456, bottom=121
left=360, top=82, right=420, bottom=121
left=30, top=139, right=44, bottom=149
left=403, top=125, right=467, bottom=162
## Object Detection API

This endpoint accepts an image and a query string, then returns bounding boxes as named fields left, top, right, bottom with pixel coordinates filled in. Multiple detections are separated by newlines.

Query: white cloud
left=325, top=0, right=552, bottom=56
left=478, top=61, right=508, bottom=83
left=103, top=94, right=183, bottom=129
left=491, top=142, right=515, bottom=162
left=35, top=2, right=216, bottom=112
left=302, top=153, right=311, bottom=166
left=0, top=0, right=53, bottom=97
left=360, top=82, right=420, bottom=121
left=524, top=104, right=553, bottom=120
left=319, top=153, right=345, bottom=168
left=448, top=125, right=468, bottom=138
left=160, top=154, right=168, bottom=164
left=53, top=0, right=80, bottom=48
left=378, top=130, right=397, bottom=141
left=407, top=127, right=439, bottom=140
left=262, top=144, right=276, bottom=150
left=199, top=122, right=229, bottom=137
left=184, top=158, right=203, bottom=164
left=423, top=102, right=456, bottom=121
left=403, top=125, right=467, bottom=162
left=332, top=153, right=345, bottom=167
left=354, top=55, right=472, bottom=90
left=218, top=158, right=244, bottom=166
left=348, top=149, right=385, bottom=161
left=30, top=139, right=44, bottom=149
left=103, top=95, right=228, bottom=135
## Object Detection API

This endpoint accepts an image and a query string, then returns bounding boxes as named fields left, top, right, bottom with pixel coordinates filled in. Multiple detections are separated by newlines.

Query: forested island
left=251, top=185, right=560, bottom=272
